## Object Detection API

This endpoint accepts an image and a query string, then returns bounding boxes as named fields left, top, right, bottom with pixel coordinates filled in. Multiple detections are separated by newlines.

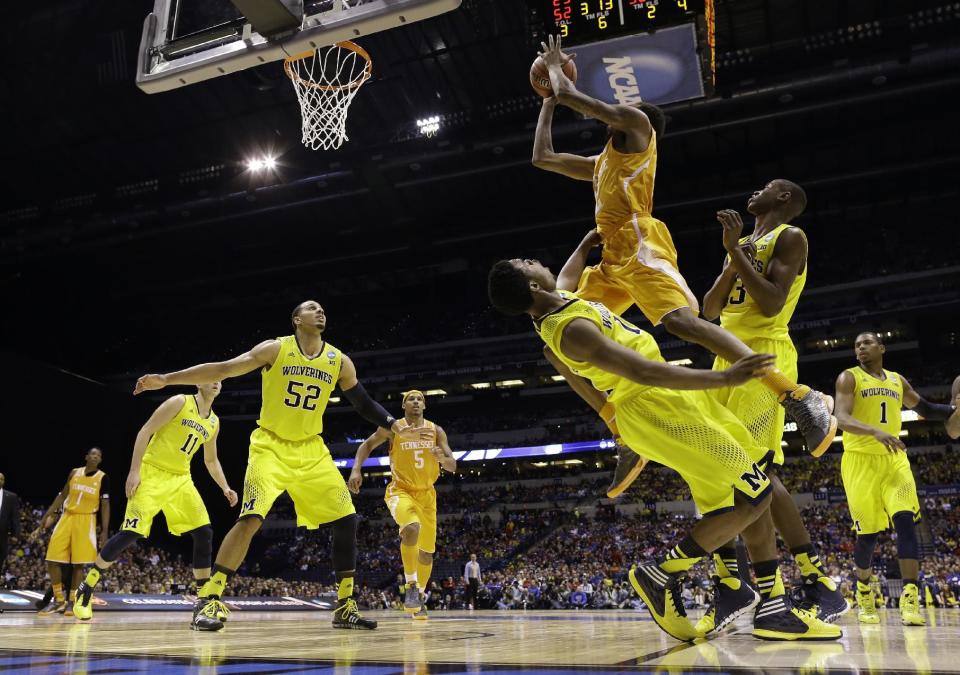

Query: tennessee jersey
left=721, top=224, right=807, bottom=342
left=593, top=132, right=658, bottom=239
left=64, top=468, right=106, bottom=514
left=143, top=395, right=219, bottom=475
left=535, top=290, right=663, bottom=402
left=842, top=367, right=904, bottom=455
left=388, top=419, right=440, bottom=491
left=258, top=335, right=341, bottom=441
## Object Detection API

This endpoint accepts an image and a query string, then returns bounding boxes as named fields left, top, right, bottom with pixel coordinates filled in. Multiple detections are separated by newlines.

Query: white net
left=284, top=42, right=372, bottom=151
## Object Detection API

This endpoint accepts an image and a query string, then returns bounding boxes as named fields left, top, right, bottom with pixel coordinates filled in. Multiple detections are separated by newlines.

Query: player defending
left=835, top=332, right=959, bottom=626
left=347, top=390, right=456, bottom=619
left=135, top=300, right=400, bottom=631
left=33, top=448, right=109, bottom=617
left=72, top=382, right=238, bottom=627
left=488, top=258, right=840, bottom=641
left=531, top=35, right=836, bottom=478
left=695, top=182, right=847, bottom=633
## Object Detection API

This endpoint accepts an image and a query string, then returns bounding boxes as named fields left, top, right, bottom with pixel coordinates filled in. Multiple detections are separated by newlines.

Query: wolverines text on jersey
left=258, top=335, right=342, bottom=441
left=720, top=223, right=807, bottom=342
left=842, top=367, right=904, bottom=455
left=388, top=419, right=440, bottom=491
left=143, top=395, right=219, bottom=475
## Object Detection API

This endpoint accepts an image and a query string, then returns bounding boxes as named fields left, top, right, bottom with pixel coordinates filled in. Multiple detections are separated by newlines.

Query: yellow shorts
left=239, top=427, right=355, bottom=528
left=46, top=512, right=97, bottom=564
left=385, top=483, right=438, bottom=553
left=121, top=463, right=210, bottom=537
left=841, top=450, right=921, bottom=534
left=614, top=387, right=772, bottom=516
left=578, top=217, right=699, bottom=325
left=712, top=337, right=797, bottom=466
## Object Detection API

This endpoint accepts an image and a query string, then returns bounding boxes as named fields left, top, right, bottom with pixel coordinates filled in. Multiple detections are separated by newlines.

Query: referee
left=463, top=553, right=482, bottom=609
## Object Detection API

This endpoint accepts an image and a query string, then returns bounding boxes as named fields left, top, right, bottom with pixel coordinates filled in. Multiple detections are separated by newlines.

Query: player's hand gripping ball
left=531, top=34, right=577, bottom=97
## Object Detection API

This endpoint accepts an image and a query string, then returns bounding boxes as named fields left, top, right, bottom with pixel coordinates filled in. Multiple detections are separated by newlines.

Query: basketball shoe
left=856, top=583, right=880, bottom=624
left=332, top=598, right=377, bottom=630
left=404, top=582, right=422, bottom=613
left=191, top=598, right=225, bottom=632
left=73, top=582, right=95, bottom=621
left=628, top=564, right=700, bottom=641
left=606, top=439, right=647, bottom=499
left=413, top=603, right=429, bottom=621
left=695, top=575, right=760, bottom=636
left=37, top=600, right=68, bottom=617
left=752, top=594, right=842, bottom=641
left=795, top=575, right=849, bottom=623
left=899, top=583, right=926, bottom=626
left=780, top=386, right=838, bottom=457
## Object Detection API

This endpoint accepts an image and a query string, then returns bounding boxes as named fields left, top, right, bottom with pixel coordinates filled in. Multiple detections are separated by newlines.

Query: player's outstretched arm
left=348, top=427, right=393, bottom=494
left=702, top=262, right=739, bottom=321
left=127, top=395, right=185, bottom=498
left=558, top=318, right=774, bottom=390
left=338, top=354, right=402, bottom=434
left=134, top=340, right=281, bottom=394
left=556, top=229, right=601, bottom=291
left=202, top=428, right=238, bottom=507
left=901, top=375, right=958, bottom=429
left=532, top=97, right=596, bottom=181
left=949, top=376, right=960, bottom=439
left=431, top=426, right=457, bottom=473
left=834, top=370, right=905, bottom=452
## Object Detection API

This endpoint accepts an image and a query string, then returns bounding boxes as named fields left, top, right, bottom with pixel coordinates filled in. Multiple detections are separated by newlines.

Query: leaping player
left=530, top=34, right=836, bottom=491
left=348, top=390, right=456, bottom=620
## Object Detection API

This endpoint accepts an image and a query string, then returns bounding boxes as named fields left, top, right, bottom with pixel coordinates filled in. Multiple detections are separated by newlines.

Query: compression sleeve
left=342, top=382, right=396, bottom=430
left=910, top=398, right=957, bottom=421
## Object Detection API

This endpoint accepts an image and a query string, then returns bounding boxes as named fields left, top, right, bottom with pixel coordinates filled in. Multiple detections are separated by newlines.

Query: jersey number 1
left=879, top=401, right=888, bottom=424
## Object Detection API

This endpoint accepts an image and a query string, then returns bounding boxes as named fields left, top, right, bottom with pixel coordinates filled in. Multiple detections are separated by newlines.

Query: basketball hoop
left=283, top=41, right=372, bottom=151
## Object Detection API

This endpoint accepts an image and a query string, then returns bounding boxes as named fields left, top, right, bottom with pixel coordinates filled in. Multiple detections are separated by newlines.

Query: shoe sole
left=404, top=606, right=421, bottom=614
left=857, top=616, right=880, bottom=624
left=333, top=623, right=378, bottom=630
left=752, top=629, right=842, bottom=641
left=191, top=624, right=224, bottom=632
left=820, top=599, right=850, bottom=623
left=809, top=415, right=838, bottom=458
left=628, top=568, right=699, bottom=642
left=413, top=615, right=428, bottom=621
left=606, top=457, right=647, bottom=499
left=710, top=589, right=761, bottom=635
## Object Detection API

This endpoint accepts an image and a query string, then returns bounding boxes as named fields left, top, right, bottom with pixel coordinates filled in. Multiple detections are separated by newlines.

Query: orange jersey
left=388, top=419, right=440, bottom=492
left=64, top=468, right=107, bottom=514
left=593, top=132, right=658, bottom=253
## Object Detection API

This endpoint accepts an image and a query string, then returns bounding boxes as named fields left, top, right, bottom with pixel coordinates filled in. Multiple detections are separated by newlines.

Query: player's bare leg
left=660, top=308, right=837, bottom=456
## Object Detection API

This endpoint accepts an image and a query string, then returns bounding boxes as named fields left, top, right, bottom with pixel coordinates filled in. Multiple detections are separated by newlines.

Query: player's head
left=854, top=331, right=885, bottom=367
left=470, top=553, right=478, bottom=562
left=747, top=179, right=807, bottom=220
left=291, top=300, right=326, bottom=333
left=402, top=389, right=426, bottom=416
left=197, top=381, right=222, bottom=399
left=602, top=102, right=666, bottom=141
left=85, top=447, right=103, bottom=467
left=487, top=258, right=556, bottom=316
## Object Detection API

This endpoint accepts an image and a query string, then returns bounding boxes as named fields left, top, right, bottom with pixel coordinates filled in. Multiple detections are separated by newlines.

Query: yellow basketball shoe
left=73, top=582, right=95, bottom=621
left=899, top=584, right=926, bottom=626
left=628, top=564, right=700, bottom=642
left=856, top=585, right=880, bottom=624
left=752, top=595, right=842, bottom=641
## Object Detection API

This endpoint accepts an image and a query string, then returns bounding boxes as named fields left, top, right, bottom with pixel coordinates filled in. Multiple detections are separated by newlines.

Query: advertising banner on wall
left=0, top=591, right=338, bottom=613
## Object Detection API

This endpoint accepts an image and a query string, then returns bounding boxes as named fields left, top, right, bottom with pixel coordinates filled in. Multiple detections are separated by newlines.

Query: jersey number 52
left=284, top=380, right=322, bottom=410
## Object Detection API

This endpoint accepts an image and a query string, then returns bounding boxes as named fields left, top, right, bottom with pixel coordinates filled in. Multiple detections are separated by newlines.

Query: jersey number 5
left=414, top=449, right=425, bottom=469
left=284, top=380, right=322, bottom=410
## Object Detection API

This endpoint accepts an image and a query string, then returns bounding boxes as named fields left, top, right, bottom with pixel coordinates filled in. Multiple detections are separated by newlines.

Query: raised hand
left=134, top=374, right=167, bottom=395
left=538, top=34, right=576, bottom=68
left=717, top=209, right=746, bottom=253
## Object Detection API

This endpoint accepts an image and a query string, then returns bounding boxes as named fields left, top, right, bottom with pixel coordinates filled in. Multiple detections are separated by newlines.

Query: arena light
left=416, top=115, right=441, bottom=137
left=424, top=389, right=447, bottom=396
left=496, top=379, right=525, bottom=388
left=246, top=155, right=277, bottom=172
left=550, top=375, right=566, bottom=382
left=470, top=382, right=492, bottom=390
left=903, top=410, right=919, bottom=422
left=899, top=430, right=909, bottom=438
left=328, top=396, right=340, bottom=403
left=668, top=358, right=693, bottom=366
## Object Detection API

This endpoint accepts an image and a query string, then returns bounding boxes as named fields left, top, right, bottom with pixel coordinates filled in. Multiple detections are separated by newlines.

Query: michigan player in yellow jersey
left=488, top=257, right=840, bottom=642
left=135, top=300, right=401, bottom=631
left=347, top=390, right=456, bottom=619
left=531, top=34, right=836, bottom=473
left=72, top=382, right=238, bottom=628
left=696, top=181, right=848, bottom=633
left=835, top=332, right=960, bottom=627
left=33, top=447, right=109, bottom=617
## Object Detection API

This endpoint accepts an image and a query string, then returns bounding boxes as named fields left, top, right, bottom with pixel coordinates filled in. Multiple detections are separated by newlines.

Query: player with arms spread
left=530, top=35, right=836, bottom=493
left=348, top=389, right=456, bottom=620
left=135, top=300, right=401, bottom=631
left=835, top=332, right=959, bottom=626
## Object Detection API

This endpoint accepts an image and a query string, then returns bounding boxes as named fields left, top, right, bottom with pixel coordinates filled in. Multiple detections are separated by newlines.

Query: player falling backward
left=690, top=182, right=848, bottom=634
left=531, top=34, right=836, bottom=496
left=135, top=300, right=403, bottom=631
left=72, top=382, right=238, bottom=625
left=834, top=332, right=959, bottom=626
left=488, top=257, right=840, bottom=641
left=347, top=389, right=457, bottom=620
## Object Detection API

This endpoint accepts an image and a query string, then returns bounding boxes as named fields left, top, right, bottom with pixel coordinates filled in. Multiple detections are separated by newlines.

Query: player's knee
left=236, top=514, right=264, bottom=537
left=854, top=532, right=879, bottom=569
left=418, top=550, right=433, bottom=564
left=892, top=511, right=920, bottom=560
left=401, top=522, right=421, bottom=544
left=189, top=525, right=214, bottom=569
left=660, top=309, right=702, bottom=341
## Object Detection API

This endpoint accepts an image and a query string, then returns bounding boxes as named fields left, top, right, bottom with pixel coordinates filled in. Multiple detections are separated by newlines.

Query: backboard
left=136, top=0, right=461, bottom=94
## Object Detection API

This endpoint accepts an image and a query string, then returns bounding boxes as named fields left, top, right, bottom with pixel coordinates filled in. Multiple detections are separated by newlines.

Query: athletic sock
left=600, top=401, right=619, bottom=436
left=68, top=589, right=76, bottom=602
left=337, top=575, right=355, bottom=602
left=82, top=566, right=104, bottom=590
left=417, top=558, right=433, bottom=592
left=199, top=566, right=234, bottom=599
left=400, top=543, right=418, bottom=581
left=712, top=546, right=742, bottom=590
left=759, top=368, right=802, bottom=397
left=753, top=561, right=785, bottom=599
left=52, top=583, right=64, bottom=603
left=659, top=535, right=708, bottom=575
left=791, top=544, right=826, bottom=577
left=195, top=578, right=210, bottom=596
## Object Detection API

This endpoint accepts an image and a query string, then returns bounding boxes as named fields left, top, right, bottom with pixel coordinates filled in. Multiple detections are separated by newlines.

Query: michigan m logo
left=242, top=498, right=256, bottom=512
left=123, top=517, right=140, bottom=529
left=739, top=462, right=768, bottom=493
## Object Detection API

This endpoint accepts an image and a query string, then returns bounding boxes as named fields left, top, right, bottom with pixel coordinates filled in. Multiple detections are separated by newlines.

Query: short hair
left=777, top=179, right=807, bottom=218
left=638, top=103, right=667, bottom=138
left=291, top=301, right=307, bottom=330
left=857, top=331, right=883, bottom=345
left=488, top=261, right=533, bottom=315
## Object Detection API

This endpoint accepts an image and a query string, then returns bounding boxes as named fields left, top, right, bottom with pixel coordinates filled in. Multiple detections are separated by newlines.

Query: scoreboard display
left=535, top=0, right=706, bottom=46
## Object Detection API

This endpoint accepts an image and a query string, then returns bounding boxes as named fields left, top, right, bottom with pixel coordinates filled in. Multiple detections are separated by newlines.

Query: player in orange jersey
left=530, top=35, right=836, bottom=490
left=348, top=390, right=456, bottom=619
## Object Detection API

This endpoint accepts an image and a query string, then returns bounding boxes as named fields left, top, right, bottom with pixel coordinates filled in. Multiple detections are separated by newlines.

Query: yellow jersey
left=842, top=367, right=904, bottom=455
left=593, top=133, right=657, bottom=237
left=720, top=224, right=807, bottom=342
left=258, top=334, right=342, bottom=442
left=64, top=468, right=107, bottom=514
left=142, top=395, right=219, bottom=475
left=388, top=419, right=440, bottom=491
left=535, top=290, right=663, bottom=403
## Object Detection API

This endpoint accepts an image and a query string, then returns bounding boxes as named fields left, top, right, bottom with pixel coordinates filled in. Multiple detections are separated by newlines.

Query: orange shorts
left=579, top=216, right=699, bottom=324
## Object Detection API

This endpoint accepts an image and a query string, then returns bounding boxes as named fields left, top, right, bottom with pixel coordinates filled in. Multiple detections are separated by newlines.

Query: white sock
left=405, top=573, right=418, bottom=584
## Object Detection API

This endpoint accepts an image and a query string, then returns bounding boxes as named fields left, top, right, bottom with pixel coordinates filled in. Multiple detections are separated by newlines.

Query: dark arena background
left=1, top=0, right=959, bottom=673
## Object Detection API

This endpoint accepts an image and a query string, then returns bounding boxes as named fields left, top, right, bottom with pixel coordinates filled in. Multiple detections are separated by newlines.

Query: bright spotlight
left=264, top=157, right=276, bottom=169
left=246, top=156, right=276, bottom=172
left=416, top=115, right=441, bottom=137
left=247, top=158, right=265, bottom=171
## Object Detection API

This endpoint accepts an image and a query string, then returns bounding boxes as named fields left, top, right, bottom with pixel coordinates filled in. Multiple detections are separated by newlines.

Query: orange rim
left=283, top=41, right=372, bottom=92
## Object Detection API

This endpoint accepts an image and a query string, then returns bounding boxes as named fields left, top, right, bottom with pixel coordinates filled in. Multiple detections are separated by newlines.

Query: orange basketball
left=529, top=56, right=578, bottom=98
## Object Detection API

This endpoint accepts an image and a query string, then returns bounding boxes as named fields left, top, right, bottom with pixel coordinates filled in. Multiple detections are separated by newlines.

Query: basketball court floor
left=1, top=608, right=958, bottom=674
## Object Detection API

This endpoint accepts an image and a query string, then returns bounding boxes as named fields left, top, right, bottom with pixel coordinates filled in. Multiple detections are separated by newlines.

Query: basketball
left=529, top=56, right=577, bottom=98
